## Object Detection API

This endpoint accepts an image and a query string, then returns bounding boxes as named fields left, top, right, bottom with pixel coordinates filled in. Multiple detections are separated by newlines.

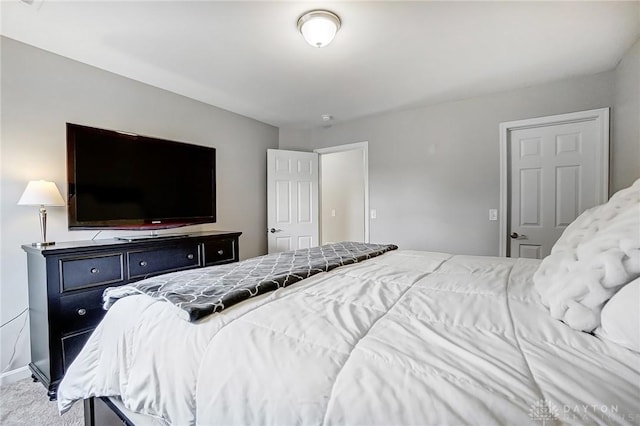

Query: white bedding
left=534, top=179, right=640, bottom=332
left=58, top=251, right=640, bottom=425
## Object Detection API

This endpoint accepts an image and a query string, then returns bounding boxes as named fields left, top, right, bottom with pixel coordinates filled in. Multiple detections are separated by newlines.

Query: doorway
left=314, top=142, right=369, bottom=244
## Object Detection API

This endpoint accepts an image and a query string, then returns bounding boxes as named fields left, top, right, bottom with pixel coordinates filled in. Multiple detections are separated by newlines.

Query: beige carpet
left=0, top=378, right=83, bottom=425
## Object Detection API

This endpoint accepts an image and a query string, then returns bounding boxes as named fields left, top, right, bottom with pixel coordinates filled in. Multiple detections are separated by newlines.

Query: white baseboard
left=0, top=365, right=30, bottom=386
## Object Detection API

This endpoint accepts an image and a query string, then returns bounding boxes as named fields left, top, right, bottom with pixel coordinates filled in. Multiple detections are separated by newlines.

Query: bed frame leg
left=83, top=396, right=134, bottom=425
left=84, top=398, right=96, bottom=426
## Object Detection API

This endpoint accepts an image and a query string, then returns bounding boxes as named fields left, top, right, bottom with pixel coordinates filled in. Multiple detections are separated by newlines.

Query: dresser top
left=21, top=230, right=242, bottom=255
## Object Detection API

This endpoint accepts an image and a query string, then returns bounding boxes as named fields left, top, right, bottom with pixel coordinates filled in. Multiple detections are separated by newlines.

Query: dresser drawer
left=60, top=254, right=124, bottom=292
left=204, top=238, right=237, bottom=265
left=59, top=288, right=106, bottom=334
left=61, top=329, right=94, bottom=373
left=128, top=244, right=201, bottom=279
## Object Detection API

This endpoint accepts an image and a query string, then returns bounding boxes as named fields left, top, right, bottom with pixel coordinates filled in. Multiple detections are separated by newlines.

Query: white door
left=267, top=149, right=319, bottom=253
left=500, top=109, right=609, bottom=258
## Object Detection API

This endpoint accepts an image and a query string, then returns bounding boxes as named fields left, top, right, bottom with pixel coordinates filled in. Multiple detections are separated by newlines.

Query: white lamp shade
left=298, top=10, right=341, bottom=48
left=18, top=180, right=66, bottom=206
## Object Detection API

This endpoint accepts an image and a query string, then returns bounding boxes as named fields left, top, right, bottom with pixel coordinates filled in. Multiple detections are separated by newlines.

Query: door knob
left=269, top=228, right=283, bottom=233
left=510, top=232, right=526, bottom=239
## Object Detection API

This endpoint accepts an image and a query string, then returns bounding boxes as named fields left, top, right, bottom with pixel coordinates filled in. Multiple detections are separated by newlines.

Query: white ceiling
left=2, top=1, right=639, bottom=129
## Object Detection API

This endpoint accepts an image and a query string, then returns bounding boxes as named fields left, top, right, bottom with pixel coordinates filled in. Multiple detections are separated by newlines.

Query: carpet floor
left=0, top=378, right=83, bottom=425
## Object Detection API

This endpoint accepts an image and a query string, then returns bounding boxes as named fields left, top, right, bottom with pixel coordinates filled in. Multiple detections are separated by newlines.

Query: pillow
left=534, top=179, right=640, bottom=332
left=595, top=277, right=640, bottom=352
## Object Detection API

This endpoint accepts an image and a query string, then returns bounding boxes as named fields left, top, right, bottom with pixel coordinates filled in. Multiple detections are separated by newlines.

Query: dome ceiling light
left=297, top=10, right=341, bottom=48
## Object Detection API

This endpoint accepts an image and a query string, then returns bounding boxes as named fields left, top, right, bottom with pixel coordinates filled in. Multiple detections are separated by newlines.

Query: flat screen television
left=67, top=123, right=216, bottom=230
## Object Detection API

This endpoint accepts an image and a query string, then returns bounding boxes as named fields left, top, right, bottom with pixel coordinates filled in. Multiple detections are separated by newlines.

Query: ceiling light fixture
left=297, top=10, right=341, bottom=48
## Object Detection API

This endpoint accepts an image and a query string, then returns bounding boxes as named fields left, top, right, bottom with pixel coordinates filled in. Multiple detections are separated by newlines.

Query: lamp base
left=32, top=241, right=55, bottom=247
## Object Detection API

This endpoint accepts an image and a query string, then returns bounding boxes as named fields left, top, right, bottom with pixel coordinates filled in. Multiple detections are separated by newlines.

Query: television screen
left=67, top=123, right=216, bottom=229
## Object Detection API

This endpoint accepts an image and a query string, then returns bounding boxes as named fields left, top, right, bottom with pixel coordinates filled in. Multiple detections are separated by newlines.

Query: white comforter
left=58, top=251, right=640, bottom=425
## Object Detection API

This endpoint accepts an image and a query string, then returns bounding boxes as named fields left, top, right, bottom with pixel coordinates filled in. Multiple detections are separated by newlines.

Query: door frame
left=313, top=141, right=370, bottom=243
left=498, top=108, right=609, bottom=257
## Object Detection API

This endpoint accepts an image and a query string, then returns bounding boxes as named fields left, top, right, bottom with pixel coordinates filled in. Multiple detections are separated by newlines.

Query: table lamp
left=18, top=180, right=66, bottom=247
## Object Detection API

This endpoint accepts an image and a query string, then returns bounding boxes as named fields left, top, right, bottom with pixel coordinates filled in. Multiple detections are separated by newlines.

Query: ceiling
left=2, top=1, right=639, bottom=129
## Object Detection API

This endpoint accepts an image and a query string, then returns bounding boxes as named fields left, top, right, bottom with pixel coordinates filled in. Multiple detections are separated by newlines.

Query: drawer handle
left=77, top=308, right=87, bottom=316
left=90, top=267, right=99, bottom=274
left=187, top=253, right=194, bottom=260
left=217, top=250, right=224, bottom=255
left=139, top=260, right=148, bottom=267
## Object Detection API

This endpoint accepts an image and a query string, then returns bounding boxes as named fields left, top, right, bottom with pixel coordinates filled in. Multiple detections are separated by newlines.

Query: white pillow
left=596, top=277, right=640, bottom=352
left=534, top=179, right=640, bottom=332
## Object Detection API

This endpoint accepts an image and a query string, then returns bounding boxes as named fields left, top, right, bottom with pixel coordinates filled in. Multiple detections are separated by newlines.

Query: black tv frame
left=66, top=123, right=216, bottom=230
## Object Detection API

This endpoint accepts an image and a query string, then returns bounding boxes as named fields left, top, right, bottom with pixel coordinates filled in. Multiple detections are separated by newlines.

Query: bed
left=57, top=180, right=640, bottom=425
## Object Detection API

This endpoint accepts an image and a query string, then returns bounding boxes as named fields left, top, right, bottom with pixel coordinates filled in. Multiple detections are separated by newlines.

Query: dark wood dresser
left=22, top=230, right=241, bottom=400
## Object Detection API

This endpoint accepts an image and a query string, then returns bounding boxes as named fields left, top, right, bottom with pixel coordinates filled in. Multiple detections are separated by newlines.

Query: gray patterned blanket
left=103, top=241, right=397, bottom=322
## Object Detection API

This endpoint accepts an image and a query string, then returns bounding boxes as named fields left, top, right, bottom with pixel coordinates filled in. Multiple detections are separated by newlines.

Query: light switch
left=370, top=209, right=377, bottom=219
left=489, top=209, right=498, bottom=221
left=331, top=209, right=336, bottom=217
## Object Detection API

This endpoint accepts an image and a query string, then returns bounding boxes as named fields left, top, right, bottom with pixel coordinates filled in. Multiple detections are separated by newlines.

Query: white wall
left=0, top=37, right=278, bottom=376
left=280, top=71, right=618, bottom=255
left=612, top=38, right=640, bottom=193
left=320, top=149, right=365, bottom=244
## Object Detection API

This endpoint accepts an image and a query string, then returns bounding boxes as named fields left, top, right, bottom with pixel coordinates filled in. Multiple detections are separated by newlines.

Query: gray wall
left=280, top=72, right=620, bottom=255
left=612, top=38, right=640, bottom=193
left=279, top=127, right=312, bottom=152
left=0, top=37, right=278, bottom=375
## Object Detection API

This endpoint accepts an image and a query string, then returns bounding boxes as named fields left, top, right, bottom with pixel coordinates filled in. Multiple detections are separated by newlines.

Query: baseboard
left=0, top=365, right=30, bottom=386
